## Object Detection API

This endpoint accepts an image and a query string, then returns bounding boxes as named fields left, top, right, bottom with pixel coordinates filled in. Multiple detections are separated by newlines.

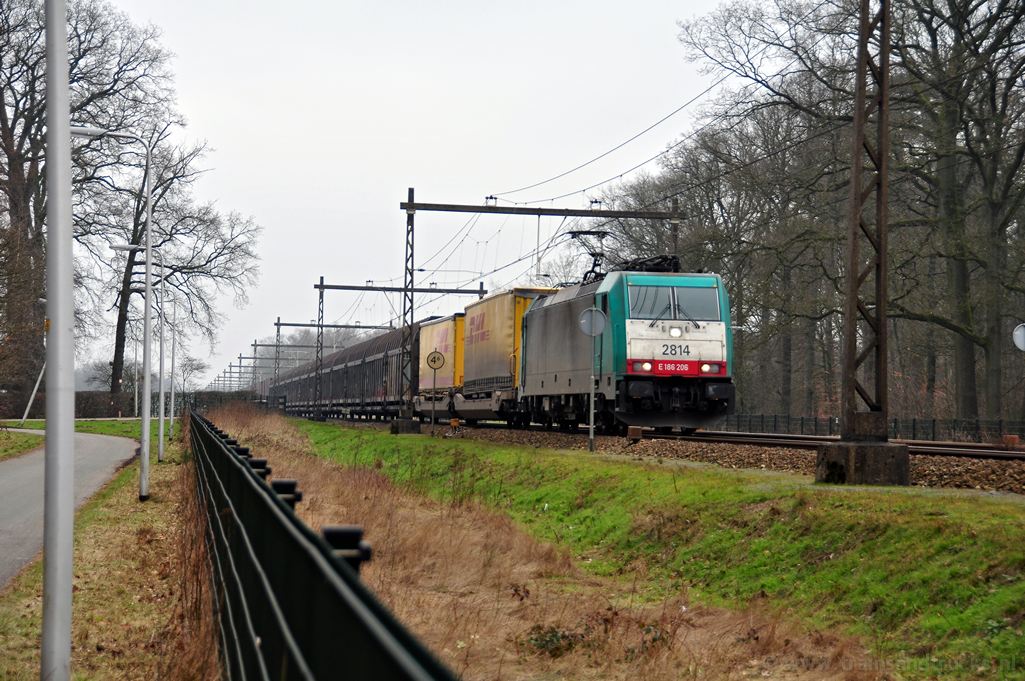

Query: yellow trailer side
left=417, top=314, right=463, bottom=392
left=463, top=288, right=554, bottom=396
left=453, top=313, right=465, bottom=387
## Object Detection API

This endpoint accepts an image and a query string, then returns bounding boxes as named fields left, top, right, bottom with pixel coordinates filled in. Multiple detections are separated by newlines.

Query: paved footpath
left=0, top=431, right=137, bottom=588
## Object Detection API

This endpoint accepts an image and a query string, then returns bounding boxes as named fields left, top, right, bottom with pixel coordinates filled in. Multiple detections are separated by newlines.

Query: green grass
left=296, top=421, right=1025, bottom=679
left=2, top=417, right=179, bottom=452
left=0, top=430, right=43, bottom=462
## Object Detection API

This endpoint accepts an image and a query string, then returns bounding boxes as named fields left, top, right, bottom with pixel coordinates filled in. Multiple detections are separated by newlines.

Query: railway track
left=649, top=430, right=1025, bottom=462
left=459, top=420, right=1025, bottom=462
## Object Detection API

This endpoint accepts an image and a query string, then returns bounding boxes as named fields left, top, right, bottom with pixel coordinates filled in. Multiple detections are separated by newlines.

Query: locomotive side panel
left=521, top=283, right=600, bottom=398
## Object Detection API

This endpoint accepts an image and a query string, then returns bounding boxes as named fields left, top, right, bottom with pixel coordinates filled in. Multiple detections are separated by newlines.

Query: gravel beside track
left=437, top=426, right=1025, bottom=496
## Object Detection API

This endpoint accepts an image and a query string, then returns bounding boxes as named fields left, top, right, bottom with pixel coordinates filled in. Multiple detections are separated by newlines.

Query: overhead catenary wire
left=491, top=79, right=733, bottom=197
left=494, top=0, right=846, bottom=206
left=403, top=217, right=579, bottom=321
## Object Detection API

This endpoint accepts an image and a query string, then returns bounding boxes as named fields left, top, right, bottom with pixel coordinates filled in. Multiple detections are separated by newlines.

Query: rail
left=188, top=410, right=456, bottom=681
left=649, top=430, right=1025, bottom=461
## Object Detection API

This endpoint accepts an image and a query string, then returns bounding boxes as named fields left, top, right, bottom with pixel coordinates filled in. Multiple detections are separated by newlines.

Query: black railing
left=718, top=413, right=1025, bottom=442
left=189, top=411, right=456, bottom=681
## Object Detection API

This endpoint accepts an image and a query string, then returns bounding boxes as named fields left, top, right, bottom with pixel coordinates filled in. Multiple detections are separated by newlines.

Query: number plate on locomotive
left=660, top=343, right=691, bottom=356
left=656, top=361, right=691, bottom=373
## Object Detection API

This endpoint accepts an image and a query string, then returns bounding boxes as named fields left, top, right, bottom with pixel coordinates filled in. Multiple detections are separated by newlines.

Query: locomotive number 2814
left=661, top=343, right=691, bottom=356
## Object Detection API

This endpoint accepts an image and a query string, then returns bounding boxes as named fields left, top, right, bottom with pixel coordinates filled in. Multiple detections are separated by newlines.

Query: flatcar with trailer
left=270, top=323, right=424, bottom=419
left=518, top=270, right=735, bottom=432
left=450, top=287, right=554, bottom=424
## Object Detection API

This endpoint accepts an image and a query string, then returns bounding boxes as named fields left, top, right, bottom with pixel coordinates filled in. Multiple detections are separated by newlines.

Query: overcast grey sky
left=108, top=0, right=717, bottom=386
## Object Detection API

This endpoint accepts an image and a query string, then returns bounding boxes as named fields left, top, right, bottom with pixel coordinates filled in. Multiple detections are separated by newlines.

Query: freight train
left=268, top=264, right=735, bottom=432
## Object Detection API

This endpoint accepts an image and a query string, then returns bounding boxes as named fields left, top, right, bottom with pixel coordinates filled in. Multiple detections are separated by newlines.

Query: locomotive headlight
left=669, top=327, right=683, bottom=338
left=633, top=361, right=653, bottom=372
left=701, top=363, right=712, bottom=373
left=642, top=362, right=652, bottom=371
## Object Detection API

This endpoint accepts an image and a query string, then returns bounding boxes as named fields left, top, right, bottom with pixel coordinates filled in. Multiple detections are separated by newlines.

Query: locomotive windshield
left=674, top=286, right=720, bottom=321
left=627, top=286, right=673, bottom=320
left=628, top=285, right=720, bottom=321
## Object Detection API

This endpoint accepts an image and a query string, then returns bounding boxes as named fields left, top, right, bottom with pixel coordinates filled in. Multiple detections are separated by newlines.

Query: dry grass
left=157, top=415, right=221, bottom=680
left=209, top=405, right=881, bottom=681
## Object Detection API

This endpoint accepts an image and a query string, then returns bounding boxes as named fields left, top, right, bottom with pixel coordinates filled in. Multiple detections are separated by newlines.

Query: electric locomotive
left=519, top=268, right=734, bottom=431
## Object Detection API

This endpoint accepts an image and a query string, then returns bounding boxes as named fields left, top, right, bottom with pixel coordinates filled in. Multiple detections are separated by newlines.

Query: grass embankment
left=297, top=421, right=1025, bottom=680
left=0, top=430, right=44, bottom=462
left=0, top=422, right=198, bottom=680
left=214, top=407, right=872, bottom=680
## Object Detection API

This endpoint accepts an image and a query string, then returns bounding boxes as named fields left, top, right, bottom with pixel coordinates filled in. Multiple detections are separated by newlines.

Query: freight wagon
left=450, top=288, right=554, bottom=423
left=270, top=324, right=423, bottom=419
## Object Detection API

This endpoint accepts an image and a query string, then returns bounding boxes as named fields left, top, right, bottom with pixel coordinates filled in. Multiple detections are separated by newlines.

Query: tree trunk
left=757, top=303, right=773, bottom=414
left=803, top=316, right=815, bottom=415
left=982, top=202, right=1006, bottom=420
left=822, top=315, right=837, bottom=413
left=936, top=103, right=978, bottom=419
left=779, top=265, right=793, bottom=415
left=924, top=256, right=937, bottom=416
left=732, top=282, right=747, bottom=412
left=1, top=156, right=45, bottom=393
left=109, top=251, right=140, bottom=394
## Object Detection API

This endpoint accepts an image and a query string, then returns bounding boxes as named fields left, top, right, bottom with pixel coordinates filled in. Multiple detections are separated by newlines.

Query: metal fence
left=188, top=411, right=456, bottom=681
left=718, top=413, right=1025, bottom=442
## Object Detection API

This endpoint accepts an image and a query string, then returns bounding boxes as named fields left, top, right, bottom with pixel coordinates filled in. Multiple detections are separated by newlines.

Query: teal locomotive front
left=519, top=271, right=735, bottom=431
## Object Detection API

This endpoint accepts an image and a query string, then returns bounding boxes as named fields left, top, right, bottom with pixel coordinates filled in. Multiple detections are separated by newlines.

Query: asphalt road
left=0, top=430, right=137, bottom=588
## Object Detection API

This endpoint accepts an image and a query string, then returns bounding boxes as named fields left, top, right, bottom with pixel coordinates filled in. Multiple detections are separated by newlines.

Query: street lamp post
left=157, top=260, right=166, bottom=461
left=134, top=332, right=139, bottom=418
left=110, top=243, right=167, bottom=464
left=168, top=297, right=177, bottom=440
left=43, top=2, right=75, bottom=674
left=85, top=115, right=154, bottom=501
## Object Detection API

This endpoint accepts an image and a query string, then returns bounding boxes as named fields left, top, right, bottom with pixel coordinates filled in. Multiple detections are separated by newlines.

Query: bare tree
left=73, top=129, right=261, bottom=393
left=0, top=0, right=172, bottom=396
left=178, top=355, right=210, bottom=396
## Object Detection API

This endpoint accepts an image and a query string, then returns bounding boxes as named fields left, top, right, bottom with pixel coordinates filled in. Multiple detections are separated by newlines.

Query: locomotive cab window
left=674, top=286, right=720, bottom=321
left=628, top=286, right=673, bottom=319
left=628, top=285, right=720, bottom=321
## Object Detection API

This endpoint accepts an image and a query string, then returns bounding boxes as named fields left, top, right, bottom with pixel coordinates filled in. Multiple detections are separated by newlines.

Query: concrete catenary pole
left=41, top=0, right=75, bottom=676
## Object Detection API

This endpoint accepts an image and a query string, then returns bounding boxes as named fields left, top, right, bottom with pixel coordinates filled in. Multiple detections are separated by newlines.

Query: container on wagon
left=413, top=314, right=464, bottom=418
left=454, top=287, right=553, bottom=421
